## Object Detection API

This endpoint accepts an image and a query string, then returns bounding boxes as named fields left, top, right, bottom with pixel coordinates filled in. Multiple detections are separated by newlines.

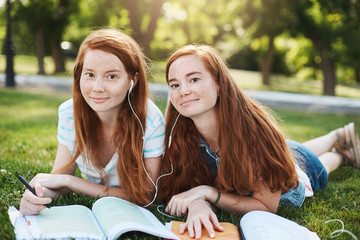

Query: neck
left=192, top=109, right=219, bottom=150
left=97, top=112, right=117, bottom=146
left=97, top=111, right=118, bottom=129
left=100, top=122, right=116, bottom=151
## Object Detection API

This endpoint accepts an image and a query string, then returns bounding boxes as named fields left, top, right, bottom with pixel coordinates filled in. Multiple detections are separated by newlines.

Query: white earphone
left=129, top=79, right=134, bottom=93
left=126, top=82, right=174, bottom=207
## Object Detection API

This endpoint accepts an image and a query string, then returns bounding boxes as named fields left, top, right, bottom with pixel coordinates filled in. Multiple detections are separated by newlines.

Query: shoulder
left=143, top=99, right=165, bottom=157
left=145, top=99, right=165, bottom=127
left=58, top=99, right=74, bottom=116
left=57, top=99, right=75, bottom=135
left=57, top=99, right=75, bottom=150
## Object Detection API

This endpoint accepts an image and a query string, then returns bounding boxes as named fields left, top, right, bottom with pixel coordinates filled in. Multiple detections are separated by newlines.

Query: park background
left=1, top=0, right=360, bottom=239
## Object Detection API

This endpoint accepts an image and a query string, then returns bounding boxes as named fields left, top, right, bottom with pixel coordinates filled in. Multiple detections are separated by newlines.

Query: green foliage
left=3, top=0, right=360, bottom=86
left=227, top=42, right=291, bottom=75
left=12, top=0, right=80, bottom=55
left=227, top=45, right=258, bottom=71
left=151, top=0, right=244, bottom=59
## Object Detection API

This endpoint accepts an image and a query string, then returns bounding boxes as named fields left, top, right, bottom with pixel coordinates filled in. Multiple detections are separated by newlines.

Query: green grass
left=1, top=88, right=360, bottom=239
left=230, top=69, right=360, bottom=99
left=0, top=55, right=75, bottom=76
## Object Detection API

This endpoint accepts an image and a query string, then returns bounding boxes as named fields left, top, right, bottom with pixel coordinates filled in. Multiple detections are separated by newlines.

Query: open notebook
left=8, top=197, right=179, bottom=240
left=239, top=211, right=320, bottom=240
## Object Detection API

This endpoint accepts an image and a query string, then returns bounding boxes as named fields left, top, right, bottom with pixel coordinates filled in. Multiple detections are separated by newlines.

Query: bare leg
left=302, top=129, right=341, bottom=156
left=318, top=152, right=342, bottom=174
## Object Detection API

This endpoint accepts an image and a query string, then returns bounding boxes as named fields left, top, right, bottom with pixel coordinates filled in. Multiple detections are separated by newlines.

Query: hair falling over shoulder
left=158, top=109, right=215, bottom=203
left=158, top=45, right=298, bottom=203
left=70, top=28, right=152, bottom=205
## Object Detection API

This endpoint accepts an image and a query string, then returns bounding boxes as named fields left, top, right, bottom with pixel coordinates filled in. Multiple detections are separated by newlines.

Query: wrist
left=211, top=191, right=221, bottom=206
left=205, top=187, right=219, bottom=203
left=188, top=198, right=210, bottom=210
left=62, top=174, right=71, bottom=188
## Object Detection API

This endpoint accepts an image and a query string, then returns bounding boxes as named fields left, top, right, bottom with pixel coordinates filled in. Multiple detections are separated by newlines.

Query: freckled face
left=168, top=55, right=219, bottom=120
left=80, top=49, right=131, bottom=119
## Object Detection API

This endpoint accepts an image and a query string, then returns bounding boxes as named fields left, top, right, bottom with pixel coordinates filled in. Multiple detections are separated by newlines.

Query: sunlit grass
left=0, top=55, right=75, bottom=76
left=230, top=69, right=360, bottom=99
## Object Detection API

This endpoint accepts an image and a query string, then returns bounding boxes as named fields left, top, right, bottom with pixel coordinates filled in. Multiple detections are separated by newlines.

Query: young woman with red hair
left=159, top=45, right=360, bottom=239
left=20, top=29, right=165, bottom=215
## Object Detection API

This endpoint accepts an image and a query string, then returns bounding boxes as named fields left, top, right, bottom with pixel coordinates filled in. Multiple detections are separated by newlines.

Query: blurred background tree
left=13, top=0, right=79, bottom=74
left=1, top=0, right=359, bottom=96
left=240, top=0, right=290, bottom=86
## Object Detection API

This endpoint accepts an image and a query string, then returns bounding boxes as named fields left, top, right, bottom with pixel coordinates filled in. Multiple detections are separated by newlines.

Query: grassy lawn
left=0, top=55, right=75, bottom=76
left=1, top=87, right=360, bottom=238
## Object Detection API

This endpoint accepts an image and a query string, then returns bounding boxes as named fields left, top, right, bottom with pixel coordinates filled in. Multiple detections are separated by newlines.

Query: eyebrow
left=168, top=71, right=202, bottom=82
left=83, top=68, right=122, bottom=73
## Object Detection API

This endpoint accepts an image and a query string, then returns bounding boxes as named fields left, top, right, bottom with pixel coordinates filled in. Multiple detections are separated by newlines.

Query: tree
left=330, top=0, right=360, bottom=84
left=285, top=0, right=343, bottom=96
left=124, top=0, right=164, bottom=56
left=4, top=0, right=15, bottom=87
left=14, top=0, right=49, bottom=74
left=152, top=0, right=243, bottom=58
left=13, top=0, right=79, bottom=74
left=241, top=0, right=290, bottom=85
left=47, top=0, right=79, bottom=73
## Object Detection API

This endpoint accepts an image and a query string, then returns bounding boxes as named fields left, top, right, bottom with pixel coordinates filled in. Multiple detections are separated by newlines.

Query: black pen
left=17, top=175, right=51, bottom=208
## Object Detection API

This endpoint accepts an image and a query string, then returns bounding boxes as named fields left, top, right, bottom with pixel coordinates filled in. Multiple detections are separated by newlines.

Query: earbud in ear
left=129, top=80, right=134, bottom=93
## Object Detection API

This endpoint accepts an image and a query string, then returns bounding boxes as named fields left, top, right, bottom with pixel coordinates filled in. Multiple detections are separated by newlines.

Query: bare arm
left=210, top=181, right=281, bottom=214
left=167, top=180, right=280, bottom=216
left=166, top=181, right=280, bottom=239
left=46, top=155, right=161, bottom=199
left=20, top=142, right=161, bottom=215
left=34, top=143, right=162, bottom=199
left=20, top=142, right=75, bottom=215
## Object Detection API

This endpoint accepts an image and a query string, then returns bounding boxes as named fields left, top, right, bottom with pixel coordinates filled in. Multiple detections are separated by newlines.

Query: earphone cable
left=168, top=113, right=181, bottom=148
left=127, top=89, right=174, bottom=207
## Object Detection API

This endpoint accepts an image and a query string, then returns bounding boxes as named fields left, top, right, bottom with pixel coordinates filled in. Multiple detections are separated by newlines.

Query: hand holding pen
left=17, top=174, right=51, bottom=209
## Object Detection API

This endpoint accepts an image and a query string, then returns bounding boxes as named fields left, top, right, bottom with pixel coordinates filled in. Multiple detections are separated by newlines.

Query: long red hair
left=71, top=29, right=151, bottom=205
left=158, top=45, right=298, bottom=203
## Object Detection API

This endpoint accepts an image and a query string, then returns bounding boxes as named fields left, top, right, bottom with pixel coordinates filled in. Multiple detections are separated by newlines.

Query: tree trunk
left=355, top=65, right=360, bottom=84
left=125, top=0, right=163, bottom=55
left=311, top=38, right=336, bottom=96
left=36, top=28, right=45, bottom=75
left=142, top=0, right=162, bottom=54
left=126, top=1, right=142, bottom=39
left=260, top=36, right=275, bottom=86
left=51, top=40, right=65, bottom=73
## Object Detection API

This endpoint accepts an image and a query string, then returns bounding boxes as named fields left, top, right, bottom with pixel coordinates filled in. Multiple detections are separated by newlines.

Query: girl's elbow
left=269, top=206, right=278, bottom=214
left=267, top=201, right=279, bottom=213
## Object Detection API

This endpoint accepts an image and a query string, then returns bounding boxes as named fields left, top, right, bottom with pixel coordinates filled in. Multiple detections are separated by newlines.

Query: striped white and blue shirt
left=57, top=98, right=165, bottom=187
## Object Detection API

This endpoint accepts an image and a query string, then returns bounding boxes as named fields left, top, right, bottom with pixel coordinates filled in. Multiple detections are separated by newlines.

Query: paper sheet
left=240, top=211, right=320, bottom=240
left=8, top=206, right=33, bottom=240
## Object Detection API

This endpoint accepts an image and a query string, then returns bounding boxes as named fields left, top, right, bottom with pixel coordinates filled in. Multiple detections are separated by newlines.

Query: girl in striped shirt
left=20, top=29, right=165, bottom=215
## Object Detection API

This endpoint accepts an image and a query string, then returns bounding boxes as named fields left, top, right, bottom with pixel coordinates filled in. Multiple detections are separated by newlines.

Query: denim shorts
left=287, top=140, right=328, bottom=191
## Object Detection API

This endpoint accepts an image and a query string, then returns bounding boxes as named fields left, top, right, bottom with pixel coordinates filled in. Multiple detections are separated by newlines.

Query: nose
left=179, top=83, right=191, bottom=96
left=92, top=77, right=105, bottom=92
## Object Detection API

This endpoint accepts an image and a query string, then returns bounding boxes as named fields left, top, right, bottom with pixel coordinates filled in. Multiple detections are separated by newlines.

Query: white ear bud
left=129, top=80, right=134, bottom=93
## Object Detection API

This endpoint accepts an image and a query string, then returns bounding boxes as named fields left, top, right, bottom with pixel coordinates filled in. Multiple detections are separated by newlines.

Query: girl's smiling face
left=168, top=54, right=219, bottom=120
left=80, top=49, right=132, bottom=120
